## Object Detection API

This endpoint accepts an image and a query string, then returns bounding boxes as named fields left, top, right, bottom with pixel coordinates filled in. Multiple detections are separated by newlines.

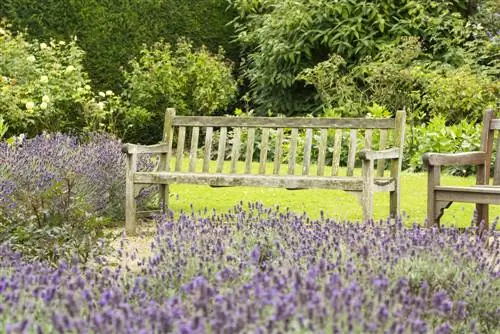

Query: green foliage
left=0, top=23, right=91, bottom=136
left=123, top=40, right=237, bottom=143
left=302, top=36, right=499, bottom=120
left=0, top=0, right=238, bottom=91
left=406, top=115, right=482, bottom=174
left=230, top=0, right=477, bottom=115
left=0, top=179, right=109, bottom=264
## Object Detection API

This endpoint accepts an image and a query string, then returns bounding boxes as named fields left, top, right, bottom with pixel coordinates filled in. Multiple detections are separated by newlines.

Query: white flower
left=97, top=102, right=105, bottom=110
left=84, top=85, right=91, bottom=91
left=42, top=95, right=50, bottom=103
left=40, top=43, right=48, bottom=50
left=25, top=102, right=35, bottom=110
left=65, top=65, right=75, bottom=74
left=40, top=102, right=48, bottom=110
left=26, top=55, right=36, bottom=62
left=98, top=91, right=106, bottom=98
left=40, top=75, right=49, bottom=83
left=59, top=41, right=66, bottom=45
left=105, top=90, right=114, bottom=96
left=0, top=28, right=6, bottom=35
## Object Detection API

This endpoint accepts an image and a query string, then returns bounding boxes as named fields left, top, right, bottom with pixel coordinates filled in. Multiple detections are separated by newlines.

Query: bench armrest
left=122, top=143, right=169, bottom=154
left=422, top=152, right=487, bottom=167
left=359, top=148, right=400, bottom=161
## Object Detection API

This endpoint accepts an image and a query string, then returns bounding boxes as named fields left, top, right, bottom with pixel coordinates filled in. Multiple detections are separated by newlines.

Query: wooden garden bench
left=123, top=108, right=406, bottom=234
left=423, top=108, right=498, bottom=230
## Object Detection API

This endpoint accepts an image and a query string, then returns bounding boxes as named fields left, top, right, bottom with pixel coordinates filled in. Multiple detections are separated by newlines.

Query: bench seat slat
left=133, top=172, right=395, bottom=192
left=435, top=185, right=500, bottom=204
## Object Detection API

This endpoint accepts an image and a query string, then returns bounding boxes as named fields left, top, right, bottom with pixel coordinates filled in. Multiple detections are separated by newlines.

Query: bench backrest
left=160, top=108, right=405, bottom=177
left=480, top=108, right=500, bottom=185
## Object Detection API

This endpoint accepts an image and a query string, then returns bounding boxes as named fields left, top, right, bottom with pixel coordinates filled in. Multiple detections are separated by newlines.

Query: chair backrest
left=161, top=108, right=405, bottom=177
left=482, top=108, right=500, bottom=185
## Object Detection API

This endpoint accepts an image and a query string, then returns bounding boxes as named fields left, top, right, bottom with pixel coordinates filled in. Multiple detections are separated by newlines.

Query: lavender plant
left=0, top=133, right=155, bottom=263
left=1, top=203, right=498, bottom=333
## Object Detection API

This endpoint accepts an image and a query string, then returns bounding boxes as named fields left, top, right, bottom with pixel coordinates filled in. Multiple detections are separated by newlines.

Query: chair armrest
left=122, top=143, right=169, bottom=154
left=359, top=148, right=400, bottom=161
left=422, top=152, right=487, bottom=167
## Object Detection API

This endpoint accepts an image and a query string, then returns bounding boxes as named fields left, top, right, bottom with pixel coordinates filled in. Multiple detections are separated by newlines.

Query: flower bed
left=1, top=203, right=498, bottom=333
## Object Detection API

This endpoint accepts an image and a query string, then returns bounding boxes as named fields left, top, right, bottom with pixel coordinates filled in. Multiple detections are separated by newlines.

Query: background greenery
left=0, top=0, right=238, bottom=92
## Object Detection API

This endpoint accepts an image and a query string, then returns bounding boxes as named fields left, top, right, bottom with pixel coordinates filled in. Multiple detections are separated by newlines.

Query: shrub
left=301, top=36, right=499, bottom=121
left=0, top=0, right=238, bottom=91
left=0, top=23, right=91, bottom=136
left=405, top=115, right=483, bottom=174
left=123, top=39, right=237, bottom=143
left=0, top=133, right=130, bottom=263
left=229, top=0, right=477, bottom=115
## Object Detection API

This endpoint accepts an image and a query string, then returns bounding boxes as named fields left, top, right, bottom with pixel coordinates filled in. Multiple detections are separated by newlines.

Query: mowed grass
left=151, top=158, right=500, bottom=229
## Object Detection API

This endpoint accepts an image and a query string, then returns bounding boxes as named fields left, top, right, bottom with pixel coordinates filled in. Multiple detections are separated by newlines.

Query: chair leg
left=389, top=190, right=399, bottom=220
left=362, top=191, right=373, bottom=223
left=426, top=191, right=436, bottom=228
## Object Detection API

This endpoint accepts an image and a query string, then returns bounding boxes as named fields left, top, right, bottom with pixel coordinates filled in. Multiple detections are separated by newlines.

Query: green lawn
left=157, top=160, right=500, bottom=228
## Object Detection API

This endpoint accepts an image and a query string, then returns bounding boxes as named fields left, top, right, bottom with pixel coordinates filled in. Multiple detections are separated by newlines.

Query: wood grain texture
left=259, top=128, right=270, bottom=175
left=377, top=129, right=388, bottom=177
left=288, top=128, right=299, bottom=175
left=347, top=129, right=357, bottom=177
left=332, top=129, right=342, bottom=176
left=203, top=127, right=213, bottom=173
left=302, top=128, right=313, bottom=176
left=317, top=129, right=328, bottom=176
left=245, top=128, right=255, bottom=174
left=134, top=172, right=395, bottom=191
left=173, top=116, right=395, bottom=129
left=175, top=126, right=186, bottom=172
left=273, top=128, right=284, bottom=175
left=216, top=127, right=227, bottom=173
left=230, top=128, right=242, bottom=174
left=189, top=127, right=199, bottom=172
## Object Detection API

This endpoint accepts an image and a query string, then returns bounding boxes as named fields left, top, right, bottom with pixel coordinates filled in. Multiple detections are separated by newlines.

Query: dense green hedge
left=0, top=0, right=238, bottom=91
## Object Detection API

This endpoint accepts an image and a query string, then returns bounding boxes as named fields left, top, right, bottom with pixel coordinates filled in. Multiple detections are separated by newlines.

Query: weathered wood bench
left=423, top=108, right=498, bottom=230
left=123, top=108, right=406, bottom=234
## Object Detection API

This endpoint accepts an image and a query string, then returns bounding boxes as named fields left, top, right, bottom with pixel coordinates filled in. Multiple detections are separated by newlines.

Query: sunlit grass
left=151, top=158, right=500, bottom=228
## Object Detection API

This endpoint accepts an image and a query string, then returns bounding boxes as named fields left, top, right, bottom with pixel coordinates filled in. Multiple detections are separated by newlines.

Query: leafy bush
left=230, top=0, right=479, bottom=115
left=0, top=0, right=238, bottom=91
left=0, top=204, right=498, bottom=332
left=405, top=115, right=482, bottom=174
left=123, top=39, right=237, bottom=143
left=301, top=36, right=499, bottom=121
left=0, top=23, right=91, bottom=136
left=0, top=133, right=129, bottom=263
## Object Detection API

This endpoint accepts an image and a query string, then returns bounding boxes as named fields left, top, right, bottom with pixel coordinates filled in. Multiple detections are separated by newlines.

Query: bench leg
left=125, top=153, right=137, bottom=235
left=125, top=183, right=137, bottom=235
left=362, top=159, right=374, bottom=222
left=159, top=184, right=169, bottom=212
left=476, top=204, right=489, bottom=231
